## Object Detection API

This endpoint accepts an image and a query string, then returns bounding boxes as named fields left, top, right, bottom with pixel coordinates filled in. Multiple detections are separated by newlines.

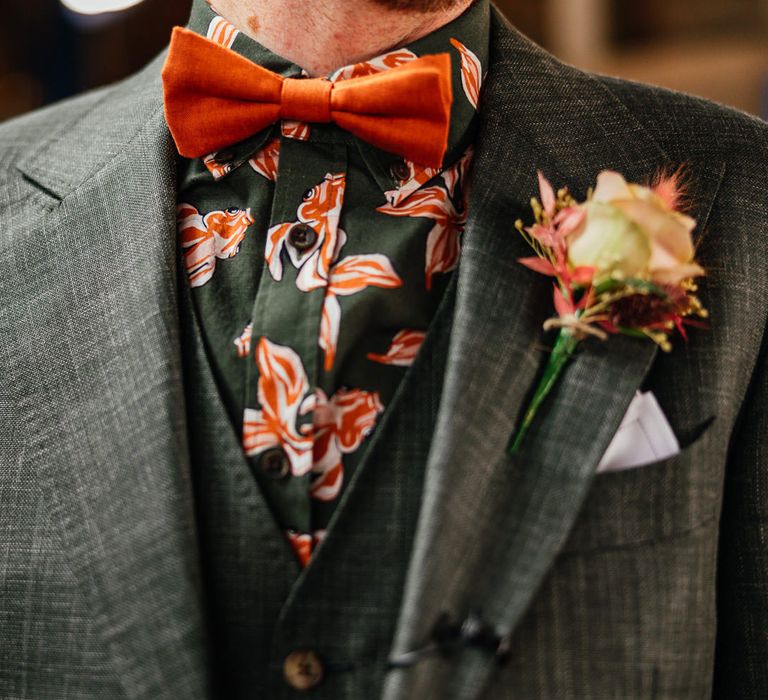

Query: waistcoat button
left=260, top=447, right=291, bottom=480
left=283, top=649, right=325, bottom=691
left=288, top=223, right=318, bottom=251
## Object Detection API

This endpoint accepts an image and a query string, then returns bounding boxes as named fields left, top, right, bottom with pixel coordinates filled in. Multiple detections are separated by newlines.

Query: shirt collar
left=184, top=0, right=490, bottom=192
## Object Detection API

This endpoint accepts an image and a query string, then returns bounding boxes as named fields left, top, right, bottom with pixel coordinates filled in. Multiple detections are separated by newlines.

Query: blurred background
left=1, top=0, right=766, bottom=122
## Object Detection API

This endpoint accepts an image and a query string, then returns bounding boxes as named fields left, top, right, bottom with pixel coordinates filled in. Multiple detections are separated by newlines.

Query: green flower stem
left=507, top=328, right=581, bottom=455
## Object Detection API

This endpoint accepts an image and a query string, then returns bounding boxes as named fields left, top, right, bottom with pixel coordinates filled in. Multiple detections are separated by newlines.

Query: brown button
left=283, top=650, right=324, bottom=691
left=288, top=223, right=318, bottom=252
left=260, top=447, right=290, bottom=480
left=389, top=158, right=410, bottom=183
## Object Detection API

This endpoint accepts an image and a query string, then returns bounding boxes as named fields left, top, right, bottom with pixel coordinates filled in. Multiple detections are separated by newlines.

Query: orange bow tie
left=161, top=27, right=453, bottom=169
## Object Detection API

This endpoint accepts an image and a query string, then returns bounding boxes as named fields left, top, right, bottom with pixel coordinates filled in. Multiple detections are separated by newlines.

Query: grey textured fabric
left=0, top=5, right=767, bottom=698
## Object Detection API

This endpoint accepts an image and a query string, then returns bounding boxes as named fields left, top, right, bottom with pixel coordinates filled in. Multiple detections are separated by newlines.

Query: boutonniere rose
left=508, top=169, right=708, bottom=454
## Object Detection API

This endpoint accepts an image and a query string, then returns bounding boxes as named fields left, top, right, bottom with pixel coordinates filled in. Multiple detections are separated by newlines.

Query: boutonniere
left=508, top=169, right=708, bottom=454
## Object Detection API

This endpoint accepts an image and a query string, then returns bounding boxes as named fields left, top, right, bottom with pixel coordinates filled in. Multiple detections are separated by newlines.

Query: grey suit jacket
left=1, top=7, right=767, bottom=699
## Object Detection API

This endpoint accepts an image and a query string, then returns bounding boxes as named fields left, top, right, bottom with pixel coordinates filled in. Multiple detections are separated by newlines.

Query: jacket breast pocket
left=560, top=423, right=722, bottom=555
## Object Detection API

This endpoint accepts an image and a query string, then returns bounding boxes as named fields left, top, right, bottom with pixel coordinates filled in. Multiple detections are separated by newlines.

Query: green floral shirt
left=177, top=0, right=490, bottom=567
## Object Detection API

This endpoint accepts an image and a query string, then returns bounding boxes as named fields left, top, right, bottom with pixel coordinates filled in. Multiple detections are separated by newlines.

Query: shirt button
left=389, top=158, right=410, bottom=183
left=288, top=223, right=318, bottom=251
left=260, top=447, right=291, bottom=480
left=283, top=650, right=324, bottom=691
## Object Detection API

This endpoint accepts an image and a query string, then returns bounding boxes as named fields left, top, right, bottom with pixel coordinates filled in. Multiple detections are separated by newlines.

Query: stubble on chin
left=369, top=0, right=469, bottom=12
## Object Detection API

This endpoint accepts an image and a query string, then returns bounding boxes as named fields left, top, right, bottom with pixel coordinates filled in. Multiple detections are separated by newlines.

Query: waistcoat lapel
left=176, top=238, right=300, bottom=696
left=383, top=8, right=725, bottom=699
left=13, top=55, right=211, bottom=699
left=265, top=269, right=459, bottom=698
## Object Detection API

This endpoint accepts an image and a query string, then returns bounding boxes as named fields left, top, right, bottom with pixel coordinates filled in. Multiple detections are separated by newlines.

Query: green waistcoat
left=178, top=235, right=458, bottom=696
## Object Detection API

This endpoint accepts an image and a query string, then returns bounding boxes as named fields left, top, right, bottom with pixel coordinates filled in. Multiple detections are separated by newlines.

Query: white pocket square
left=597, top=391, right=680, bottom=473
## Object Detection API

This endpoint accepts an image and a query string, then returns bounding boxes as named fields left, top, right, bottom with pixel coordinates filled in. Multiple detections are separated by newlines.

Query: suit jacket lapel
left=15, top=56, right=211, bottom=699
left=384, top=8, right=725, bottom=699
left=11, top=17, right=726, bottom=699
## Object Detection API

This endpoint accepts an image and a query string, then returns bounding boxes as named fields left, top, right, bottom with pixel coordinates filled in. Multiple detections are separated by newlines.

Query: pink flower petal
left=519, top=256, right=557, bottom=276
left=554, top=206, right=586, bottom=238
left=538, top=171, right=556, bottom=218
left=570, top=266, right=595, bottom=286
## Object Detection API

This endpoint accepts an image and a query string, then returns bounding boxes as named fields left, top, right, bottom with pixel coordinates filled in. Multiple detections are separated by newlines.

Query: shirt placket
left=243, top=136, right=349, bottom=559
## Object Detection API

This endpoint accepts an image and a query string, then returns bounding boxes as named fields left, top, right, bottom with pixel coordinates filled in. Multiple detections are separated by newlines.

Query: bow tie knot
left=161, top=27, right=453, bottom=169
left=280, top=78, right=333, bottom=123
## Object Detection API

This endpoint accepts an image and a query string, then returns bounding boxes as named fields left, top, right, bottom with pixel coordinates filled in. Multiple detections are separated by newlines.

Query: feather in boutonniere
left=508, top=169, right=708, bottom=454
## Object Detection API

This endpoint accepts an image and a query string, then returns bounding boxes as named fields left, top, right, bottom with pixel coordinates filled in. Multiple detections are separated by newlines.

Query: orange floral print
left=367, top=329, right=427, bottom=366
left=249, top=137, right=281, bottom=181
left=329, top=48, right=418, bottom=82
left=285, top=529, right=329, bottom=568
left=309, top=387, right=384, bottom=502
left=178, top=203, right=254, bottom=287
left=207, top=15, right=239, bottom=48
left=266, top=173, right=347, bottom=292
left=285, top=530, right=313, bottom=568
left=242, top=338, right=316, bottom=476
left=202, top=153, right=233, bottom=180
left=450, top=38, right=482, bottom=109
left=234, top=321, right=253, bottom=358
left=384, top=160, right=440, bottom=208
left=442, top=146, right=474, bottom=201
left=281, top=121, right=311, bottom=142
left=377, top=186, right=464, bottom=290
left=320, top=254, right=403, bottom=371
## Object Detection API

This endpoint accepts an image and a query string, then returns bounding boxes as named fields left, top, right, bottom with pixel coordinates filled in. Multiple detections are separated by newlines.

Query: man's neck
left=210, top=0, right=473, bottom=76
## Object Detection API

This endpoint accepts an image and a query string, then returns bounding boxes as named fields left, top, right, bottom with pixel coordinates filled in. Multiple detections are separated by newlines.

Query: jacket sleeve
left=713, top=329, right=768, bottom=697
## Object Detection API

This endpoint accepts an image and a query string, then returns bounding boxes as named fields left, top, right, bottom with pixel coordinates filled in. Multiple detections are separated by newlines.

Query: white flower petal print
left=309, top=389, right=343, bottom=501
left=367, top=329, right=427, bottom=366
left=179, top=203, right=254, bottom=287
left=233, top=321, right=253, bottom=358
left=267, top=173, right=347, bottom=290
left=450, top=38, right=482, bottom=110
left=207, top=15, right=239, bottom=48
left=298, top=173, right=346, bottom=239
left=377, top=186, right=464, bottom=289
left=383, top=161, right=440, bottom=208
left=330, top=48, right=418, bottom=82
left=318, top=254, right=403, bottom=371
left=203, top=153, right=233, bottom=180
left=319, top=294, right=342, bottom=372
left=441, top=146, right=474, bottom=199
left=327, top=254, right=403, bottom=297
left=178, top=203, right=214, bottom=287
left=265, top=222, right=292, bottom=282
left=281, top=121, right=311, bottom=141
left=332, top=388, right=385, bottom=452
left=249, top=137, right=281, bottom=181
left=309, top=462, right=344, bottom=502
left=294, top=227, right=347, bottom=293
left=206, top=208, right=254, bottom=259
left=309, top=387, right=384, bottom=502
left=242, top=338, right=315, bottom=476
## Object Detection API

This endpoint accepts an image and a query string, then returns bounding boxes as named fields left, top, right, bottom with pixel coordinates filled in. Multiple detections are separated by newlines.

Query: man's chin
left=369, top=0, right=466, bottom=12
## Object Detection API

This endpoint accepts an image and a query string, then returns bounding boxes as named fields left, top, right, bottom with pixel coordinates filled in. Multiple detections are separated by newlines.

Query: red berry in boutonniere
left=508, top=169, right=708, bottom=454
